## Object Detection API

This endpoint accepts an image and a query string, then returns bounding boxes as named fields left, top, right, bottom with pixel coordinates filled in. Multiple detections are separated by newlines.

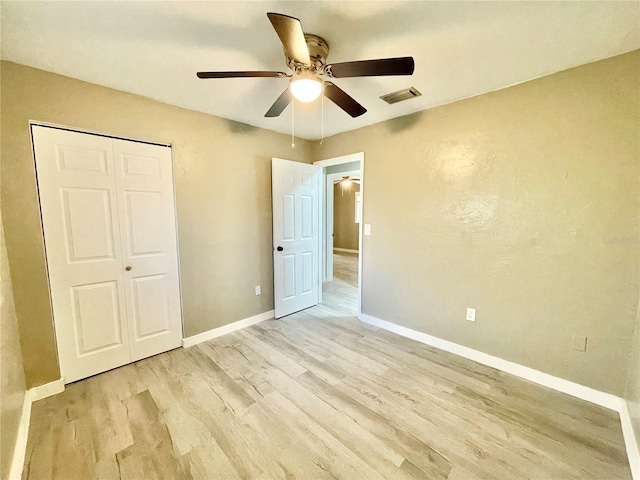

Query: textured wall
left=0, top=210, right=27, bottom=480
left=313, top=51, right=640, bottom=396
left=0, top=61, right=312, bottom=388
left=333, top=182, right=360, bottom=251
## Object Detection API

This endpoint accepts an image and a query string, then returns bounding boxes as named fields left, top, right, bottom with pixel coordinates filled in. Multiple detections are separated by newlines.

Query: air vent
left=379, top=87, right=422, bottom=105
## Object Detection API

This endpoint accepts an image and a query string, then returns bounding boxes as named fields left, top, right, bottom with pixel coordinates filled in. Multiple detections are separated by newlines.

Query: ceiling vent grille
left=380, top=87, right=422, bottom=104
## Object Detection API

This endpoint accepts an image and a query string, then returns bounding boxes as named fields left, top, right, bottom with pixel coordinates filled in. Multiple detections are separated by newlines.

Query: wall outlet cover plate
left=466, top=308, right=476, bottom=322
left=572, top=334, right=587, bottom=352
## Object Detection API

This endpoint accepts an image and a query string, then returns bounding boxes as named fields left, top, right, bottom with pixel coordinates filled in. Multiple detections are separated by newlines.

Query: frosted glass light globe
left=290, top=74, right=322, bottom=103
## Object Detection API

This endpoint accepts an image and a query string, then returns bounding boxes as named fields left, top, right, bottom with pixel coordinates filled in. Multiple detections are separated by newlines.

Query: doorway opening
left=313, top=153, right=364, bottom=317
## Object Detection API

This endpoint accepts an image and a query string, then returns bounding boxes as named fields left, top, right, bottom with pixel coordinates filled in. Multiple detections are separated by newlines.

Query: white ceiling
left=2, top=1, right=639, bottom=140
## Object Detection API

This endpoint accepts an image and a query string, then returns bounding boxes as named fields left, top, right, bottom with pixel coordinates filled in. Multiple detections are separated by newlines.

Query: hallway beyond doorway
left=322, top=251, right=358, bottom=315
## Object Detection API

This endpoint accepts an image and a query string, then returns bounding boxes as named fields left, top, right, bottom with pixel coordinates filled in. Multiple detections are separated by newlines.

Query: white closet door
left=112, top=139, right=182, bottom=362
left=33, top=126, right=131, bottom=382
left=32, top=126, right=182, bottom=383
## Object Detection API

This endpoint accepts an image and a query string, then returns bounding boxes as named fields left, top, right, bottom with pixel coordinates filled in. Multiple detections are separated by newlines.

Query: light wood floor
left=323, top=251, right=359, bottom=315
left=23, top=253, right=631, bottom=479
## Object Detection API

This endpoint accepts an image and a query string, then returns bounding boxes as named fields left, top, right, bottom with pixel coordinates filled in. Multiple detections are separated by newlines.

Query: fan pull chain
left=291, top=99, right=295, bottom=147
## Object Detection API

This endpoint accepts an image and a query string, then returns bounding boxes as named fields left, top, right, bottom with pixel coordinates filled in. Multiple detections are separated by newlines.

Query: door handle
left=125, top=266, right=132, bottom=271
left=276, top=246, right=284, bottom=252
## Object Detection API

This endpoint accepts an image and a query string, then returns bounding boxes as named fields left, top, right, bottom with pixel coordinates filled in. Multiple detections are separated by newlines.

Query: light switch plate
left=466, top=308, right=476, bottom=322
left=364, top=224, right=372, bottom=236
left=255, top=285, right=261, bottom=296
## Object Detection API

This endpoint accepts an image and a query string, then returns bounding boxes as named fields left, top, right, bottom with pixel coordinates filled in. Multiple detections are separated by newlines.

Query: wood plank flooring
left=22, top=253, right=631, bottom=479
left=323, top=251, right=359, bottom=315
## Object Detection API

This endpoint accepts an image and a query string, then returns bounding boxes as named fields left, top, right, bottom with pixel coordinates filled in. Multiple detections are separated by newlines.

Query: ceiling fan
left=197, top=12, right=415, bottom=118
left=335, top=176, right=361, bottom=185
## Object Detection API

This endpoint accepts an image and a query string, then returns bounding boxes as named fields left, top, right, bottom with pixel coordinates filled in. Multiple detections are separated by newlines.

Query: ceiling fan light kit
left=196, top=12, right=416, bottom=121
left=290, top=71, right=323, bottom=103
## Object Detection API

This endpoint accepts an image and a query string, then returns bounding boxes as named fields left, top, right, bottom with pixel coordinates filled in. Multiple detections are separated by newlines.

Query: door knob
left=125, top=266, right=132, bottom=271
left=276, top=246, right=284, bottom=252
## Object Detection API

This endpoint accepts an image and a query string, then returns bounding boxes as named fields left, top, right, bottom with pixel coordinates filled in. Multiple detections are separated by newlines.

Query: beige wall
left=333, top=182, right=360, bottom=251
left=1, top=210, right=27, bottom=480
left=2, top=51, right=638, bottom=396
left=314, top=50, right=640, bottom=396
left=0, top=61, right=312, bottom=388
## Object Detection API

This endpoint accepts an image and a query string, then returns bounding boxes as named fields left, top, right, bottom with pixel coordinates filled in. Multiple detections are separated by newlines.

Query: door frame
left=313, top=152, right=364, bottom=317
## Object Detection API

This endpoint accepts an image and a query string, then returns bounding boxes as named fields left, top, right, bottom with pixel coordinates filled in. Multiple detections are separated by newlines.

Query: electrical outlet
left=466, top=308, right=476, bottom=322
left=572, top=334, right=587, bottom=352
left=255, top=285, right=261, bottom=296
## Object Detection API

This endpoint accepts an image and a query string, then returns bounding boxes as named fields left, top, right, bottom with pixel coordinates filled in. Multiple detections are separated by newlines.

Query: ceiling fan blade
left=197, top=71, right=287, bottom=79
left=265, top=88, right=292, bottom=117
left=325, top=57, right=415, bottom=78
left=323, top=82, right=366, bottom=118
left=267, top=12, right=311, bottom=65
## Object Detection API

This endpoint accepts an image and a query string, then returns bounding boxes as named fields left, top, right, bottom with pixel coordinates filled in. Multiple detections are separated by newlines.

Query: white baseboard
left=28, top=377, right=65, bottom=402
left=359, top=313, right=621, bottom=410
left=359, top=313, right=640, bottom=477
left=182, top=310, right=274, bottom=348
left=8, top=393, right=32, bottom=480
left=333, top=248, right=359, bottom=254
left=9, top=377, right=65, bottom=479
left=620, top=400, right=640, bottom=480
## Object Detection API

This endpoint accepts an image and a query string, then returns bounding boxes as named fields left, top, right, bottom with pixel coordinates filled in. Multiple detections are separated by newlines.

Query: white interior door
left=112, top=139, right=182, bottom=362
left=32, top=125, right=182, bottom=383
left=272, top=158, right=320, bottom=318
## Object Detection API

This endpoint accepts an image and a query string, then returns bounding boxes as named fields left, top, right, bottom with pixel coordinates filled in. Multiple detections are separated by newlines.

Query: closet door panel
left=113, top=139, right=182, bottom=361
left=32, top=126, right=130, bottom=383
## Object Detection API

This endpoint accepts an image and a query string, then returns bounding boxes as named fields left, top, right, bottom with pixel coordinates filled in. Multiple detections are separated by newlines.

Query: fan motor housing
left=286, top=34, right=330, bottom=73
